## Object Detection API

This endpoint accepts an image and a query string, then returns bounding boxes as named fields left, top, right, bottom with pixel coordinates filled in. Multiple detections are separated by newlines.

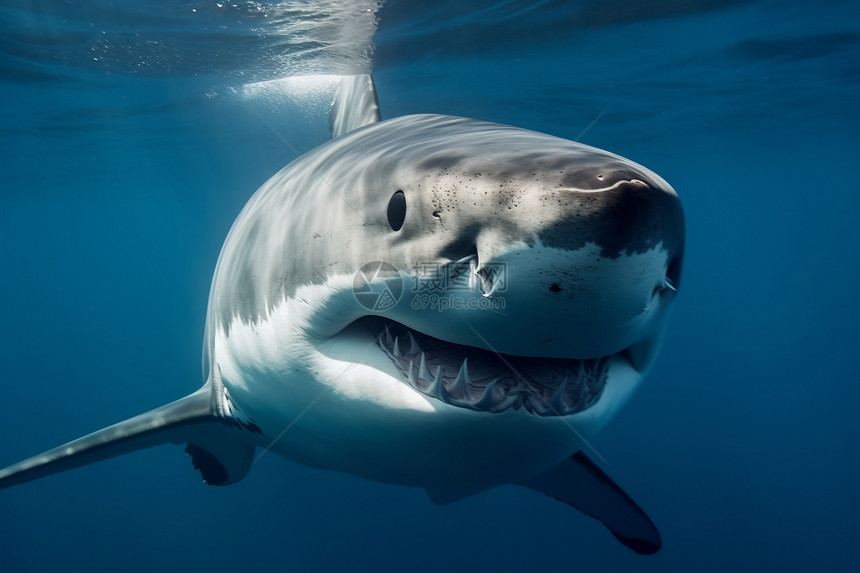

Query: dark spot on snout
left=549, top=283, right=562, bottom=293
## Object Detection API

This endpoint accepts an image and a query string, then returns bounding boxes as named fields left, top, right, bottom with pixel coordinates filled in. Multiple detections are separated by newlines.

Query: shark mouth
left=367, top=319, right=609, bottom=416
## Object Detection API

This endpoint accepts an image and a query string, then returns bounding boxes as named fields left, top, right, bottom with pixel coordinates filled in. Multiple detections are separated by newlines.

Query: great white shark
left=0, top=74, right=683, bottom=554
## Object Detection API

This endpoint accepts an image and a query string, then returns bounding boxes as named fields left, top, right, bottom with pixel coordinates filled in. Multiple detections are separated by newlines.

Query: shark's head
left=209, top=114, right=684, bottom=423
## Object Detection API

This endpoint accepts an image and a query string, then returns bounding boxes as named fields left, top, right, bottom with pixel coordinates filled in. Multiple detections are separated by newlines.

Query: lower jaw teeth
left=373, top=323, right=607, bottom=417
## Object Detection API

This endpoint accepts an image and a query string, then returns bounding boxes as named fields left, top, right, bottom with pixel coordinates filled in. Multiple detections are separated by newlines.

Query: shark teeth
left=549, top=374, right=570, bottom=414
left=449, top=358, right=470, bottom=400
left=473, top=378, right=500, bottom=410
left=407, top=359, right=416, bottom=386
left=407, top=331, right=420, bottom=355
left=418, top=351, right=432, bottom=381
left=373, top=321, right=608, bottom=417
left=427, top=364, right=445, bottom=402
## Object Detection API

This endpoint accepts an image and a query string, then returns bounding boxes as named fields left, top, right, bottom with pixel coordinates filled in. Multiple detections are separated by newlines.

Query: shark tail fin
left=518, top=451, right=662, bottom=555
left=0, top=385, right=259, bottom=491
left=329, top=74, right=381, bottom=139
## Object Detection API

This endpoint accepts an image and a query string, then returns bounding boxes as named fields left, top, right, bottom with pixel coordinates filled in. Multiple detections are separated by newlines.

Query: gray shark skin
left=0, top=75, right=683, bottom=555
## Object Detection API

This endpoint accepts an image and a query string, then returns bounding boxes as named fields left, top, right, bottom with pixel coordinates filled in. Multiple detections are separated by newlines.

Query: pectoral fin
left=0, top=385, right=258, bottom=490
left=518, top=452, right=661, bottom=555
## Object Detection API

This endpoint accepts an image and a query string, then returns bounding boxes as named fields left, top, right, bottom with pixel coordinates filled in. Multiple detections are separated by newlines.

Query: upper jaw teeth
left=373, top=323, right=607, bottom=416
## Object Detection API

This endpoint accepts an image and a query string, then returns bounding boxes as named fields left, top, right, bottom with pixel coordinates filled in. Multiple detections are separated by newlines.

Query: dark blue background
left=1, top=1, right=858, bottom=571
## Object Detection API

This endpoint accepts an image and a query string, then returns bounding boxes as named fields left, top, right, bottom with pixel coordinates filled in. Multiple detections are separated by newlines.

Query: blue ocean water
left=1, top=0, right=858, bottom=570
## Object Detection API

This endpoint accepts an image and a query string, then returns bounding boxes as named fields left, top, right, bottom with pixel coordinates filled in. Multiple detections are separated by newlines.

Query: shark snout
left=388, top=174, right=683, bottom=360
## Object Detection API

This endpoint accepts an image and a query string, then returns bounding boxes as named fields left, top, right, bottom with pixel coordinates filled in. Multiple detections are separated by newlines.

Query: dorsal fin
left=0, top=384, right=258, bottom=490
left=329, top=74, right=381, bottom=139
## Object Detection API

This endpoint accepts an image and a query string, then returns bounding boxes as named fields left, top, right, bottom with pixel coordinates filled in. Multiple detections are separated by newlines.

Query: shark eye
left=387, top=190, right=406, bottom=231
